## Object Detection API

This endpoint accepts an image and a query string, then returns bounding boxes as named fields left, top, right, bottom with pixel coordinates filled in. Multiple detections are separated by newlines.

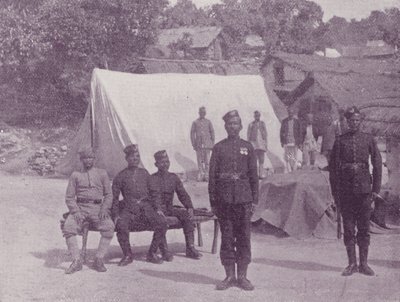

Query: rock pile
left=28, top=146, right=68, bottom=175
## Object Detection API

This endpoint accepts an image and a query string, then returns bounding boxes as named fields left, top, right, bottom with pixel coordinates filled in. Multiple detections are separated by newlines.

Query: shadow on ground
left=369, top=259, right=400, bottom=269
left=253, top=258, right=342, bottom=272
left=139, top=269, right=218, bottom=285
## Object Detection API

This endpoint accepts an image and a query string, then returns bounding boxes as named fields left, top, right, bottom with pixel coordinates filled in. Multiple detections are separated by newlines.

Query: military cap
left=254, top=110, right=260, bottom=115
left=344, top=106, right=361, bottom=119
left=123, top=144, right=139, bottom=155
left=79, top=148, right=95, bottom=159
left=222, top=110, right=241, bottom=122
left=154, top=150, right=169, bottom=162
left=199, top=106, right=206, bottom=111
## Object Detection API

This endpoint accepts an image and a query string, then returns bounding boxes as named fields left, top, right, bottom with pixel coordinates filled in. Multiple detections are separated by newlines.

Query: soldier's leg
left=204, top=149, right=211, bottom=181
left=310, top=150, right=317, bottom=166
left=115, top=211, right=134, bottom=260
left=62, top=213, right=84, bottom=274
left=256, top=150, right=265, bottom=178
left=341, top=197, right=358, bottom=276
left=196, top=150, right=205, bottom=181
left=143, top=203, right=167, bottom=264
left=356, top=194, right=374, bottom=276
left=302, top=145, right=310, bottom=167
left=234, top=204, right=254, bottom=290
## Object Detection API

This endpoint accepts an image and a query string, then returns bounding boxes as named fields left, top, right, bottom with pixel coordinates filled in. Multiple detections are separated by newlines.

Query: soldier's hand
left=211, top=207, right=217, bottom=216
left=188, top=208, right=194, bottom=220
left=157, top=210, right=165, bottom=217
left=98, top=209, right=110, bottom=220
left=73, top=211, right=84, bottom=225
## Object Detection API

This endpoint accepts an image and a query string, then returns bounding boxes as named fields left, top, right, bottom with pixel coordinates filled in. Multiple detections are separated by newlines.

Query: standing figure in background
left=190, top=106, right=215, bottom=182
left=209, top=110, right=258, bottom=291
left=247, top=110, right=268, bottom=179
left=301, top=113, right=319, bottom=168
left=280, top=107, right=302, bottom=172
left=62, top=149, right=114, bottom=274
left=329, top=106, right=382, bottom=277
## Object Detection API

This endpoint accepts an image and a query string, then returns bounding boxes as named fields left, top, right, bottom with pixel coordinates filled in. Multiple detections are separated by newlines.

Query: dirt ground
left=0, top=171, right=399, bottom=302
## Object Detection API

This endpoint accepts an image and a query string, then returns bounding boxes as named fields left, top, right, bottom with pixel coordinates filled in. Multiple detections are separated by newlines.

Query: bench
left=60, top=209, right=219, bottom=263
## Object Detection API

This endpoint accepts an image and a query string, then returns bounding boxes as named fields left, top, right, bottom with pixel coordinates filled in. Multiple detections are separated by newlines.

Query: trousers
left=196, top=149, right=211, bottom=175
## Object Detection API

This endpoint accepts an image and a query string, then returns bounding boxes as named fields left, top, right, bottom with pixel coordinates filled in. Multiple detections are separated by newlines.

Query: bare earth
left=0, top=172, right=399, bottom=302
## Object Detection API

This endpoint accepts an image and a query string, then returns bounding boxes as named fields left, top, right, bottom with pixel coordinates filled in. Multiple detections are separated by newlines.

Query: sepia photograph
left=0, top=0, right=399, bottom=301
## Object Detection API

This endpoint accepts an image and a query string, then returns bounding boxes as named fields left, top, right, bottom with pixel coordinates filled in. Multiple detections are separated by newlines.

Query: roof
left=340, top=42, right=397, bottom=58
left=244, top=34, right=264, bottom=48
left=314, top=48, right=341, bottom=58
left=156, top=26, right=222, bottom=49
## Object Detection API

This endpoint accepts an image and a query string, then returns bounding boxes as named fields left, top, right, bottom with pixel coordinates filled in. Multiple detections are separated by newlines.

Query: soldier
left=329, top=106, right=382, bottom=276
left=150, top=150, right=202, bottom=261
left=280, top=107, right=302, bottom=172
left=209, top=110, right=258, bottom=291
left=62, top=149, right=114, bottom=274
left=190, top=106, right=215, bottom=181
left=247, top=110, right=268, bottom=178
left=112, top=144, right=168, bottom=266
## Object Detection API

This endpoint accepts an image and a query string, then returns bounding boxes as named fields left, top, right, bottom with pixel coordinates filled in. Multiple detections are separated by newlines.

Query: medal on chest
left=240, top=147, right=248, bottom=155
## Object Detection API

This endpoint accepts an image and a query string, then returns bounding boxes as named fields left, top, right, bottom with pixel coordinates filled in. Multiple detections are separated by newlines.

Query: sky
left=168, top=0, right=400, bottom=21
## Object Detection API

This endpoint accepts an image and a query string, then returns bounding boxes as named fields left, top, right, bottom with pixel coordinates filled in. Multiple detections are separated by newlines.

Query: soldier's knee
left=100, top=230, right=114, bottom=238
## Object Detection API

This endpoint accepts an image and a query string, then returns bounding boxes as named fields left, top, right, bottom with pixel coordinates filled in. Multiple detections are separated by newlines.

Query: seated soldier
left=112, top=144, right=168, bottom=266
left=150, top=150, right=202, bottom=260
left=62, top=149, right=114, bottom=274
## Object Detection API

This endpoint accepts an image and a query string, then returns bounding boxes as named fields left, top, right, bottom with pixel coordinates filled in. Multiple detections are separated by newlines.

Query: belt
left=217, top=172, right=247, bottom=180
left=340, top=163, right=368, bottom=169
left=77, top=198, right=102, bottom=204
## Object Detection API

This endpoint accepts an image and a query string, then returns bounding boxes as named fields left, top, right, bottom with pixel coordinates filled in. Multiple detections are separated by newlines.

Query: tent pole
left=90, top=98, right=94, bottom=148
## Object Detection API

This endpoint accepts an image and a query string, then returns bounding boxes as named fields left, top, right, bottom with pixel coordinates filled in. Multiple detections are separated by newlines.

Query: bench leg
left=196, top=223, right=203, bottom=247
left=81, top=223, right=89, bottom=264
left=211, top=219, right=219, bottom=254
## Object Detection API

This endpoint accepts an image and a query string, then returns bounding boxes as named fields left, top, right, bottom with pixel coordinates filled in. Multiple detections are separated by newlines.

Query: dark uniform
left=112, top=145, right=167, bottom=265
left=329, top=106, right=382, bottom=276
left=209, top=110, right=258, bottom=290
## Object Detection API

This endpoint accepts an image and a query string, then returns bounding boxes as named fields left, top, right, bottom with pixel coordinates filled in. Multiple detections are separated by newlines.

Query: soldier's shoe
left=118, top=254, right=134, bottom=266
left=65, top=259, right=83, bottom=274
left=146, top=253, right=163, bottom=264
left=93, top=258, right=107, bottom=272
left=237, top=277, right=255, bottom=291
left=359, top=264, right=375, bottom=276
left=161, top=251, right=174, bottom=262
left=216, top=276, right=236, bottom=290
left=186, top=246, right=202, bottom=259
left=341, top=264, right=358, bottom=276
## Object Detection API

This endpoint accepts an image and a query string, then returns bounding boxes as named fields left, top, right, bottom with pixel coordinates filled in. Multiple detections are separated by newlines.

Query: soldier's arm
left=247, top=144, right=259, bottom=205
left=209, top=120, right=215, bottom=144
left=369, top=137, right=382, bottom=194
left=100, top=170, right=113, bottom=212
left=208, top=146, right=218, bottom=208
left=262, top=121, right=268, bottom=147
left=328, top=139, right=339, bottom=199
left=147, top=172, right=162, bottom=211
left=65, top=173, right=80, bottom=214
left=190, top=122, right=196, bottom=148
left=111, top=173, right=122, bottom=218
left=174, top=174, right=193, bottom=209
left=280, top=120, right=285, bottom=147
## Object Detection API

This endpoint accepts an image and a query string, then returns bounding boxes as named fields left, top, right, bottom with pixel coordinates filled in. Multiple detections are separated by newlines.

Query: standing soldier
left=209, top=110, right=258, bottom=291
left=329, top=106, right=382, bottom=276
left=150, top=150, right=202, bottom=261
left=247, top=110, right=268, bottom=178
left=190, top=106, right=215, bottom=182
left=280, top=107, right=302, bottom=172
left=62, top=149, right=114, bottom=274
left=112, top=144, right=168, bottom=266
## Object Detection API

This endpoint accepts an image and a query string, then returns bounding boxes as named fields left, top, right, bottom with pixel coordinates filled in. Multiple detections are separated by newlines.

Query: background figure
left=301, top=113, right=319, bottom=168
left=329, top=106, right=382, bottom=277
left=190, top=106, right=215, bottom=182
left=209, top=110, right=258, bottom=291
left=247, top=110, right=268, bottom=179
left=280, top=107, right=302, bottom=172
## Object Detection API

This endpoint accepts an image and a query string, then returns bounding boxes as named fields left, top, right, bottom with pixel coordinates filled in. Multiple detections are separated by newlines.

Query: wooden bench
left=61, top=210, right=219, bottom=263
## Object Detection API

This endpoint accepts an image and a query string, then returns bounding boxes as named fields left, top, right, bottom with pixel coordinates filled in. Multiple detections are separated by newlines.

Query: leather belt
left=77, top=198, right=102, bottom=204
left=217, top=172, right=247, bottom=180
left=340, top=163, right=368, bottom=169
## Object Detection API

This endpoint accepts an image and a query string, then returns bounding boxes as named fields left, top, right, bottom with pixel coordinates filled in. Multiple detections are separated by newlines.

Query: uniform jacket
left=112, top=167, right=161, bottom=216
left=247, top=120, right=267, bottom=150
left=329, top=131, right=382, bottom=196
left=208, top=136, right=258, bottom=208
left=190, top=118, right=215, bottom=150
left=300, top=123, right=319, bottom=145
left=150, top=171, right=193, bottom=212
left=65, top=167, right=112, bottom=214
left=280, top=117, right=302, bottom=147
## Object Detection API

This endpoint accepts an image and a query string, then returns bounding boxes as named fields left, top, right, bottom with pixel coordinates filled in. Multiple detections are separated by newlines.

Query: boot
left=216, top=264, right=236, bottom=290
left=359, top=245, right=375, bottom=276
left=93, top=257, right=107, bottom=272
left=237, top=263, right=254, bottom=291
left=185, top=231, right=202, bottom=259
left=65, top=259, right=83, bottom=274
left=118, top=253, right=134, bottom=266
left=146, top=237, right=163, bottom=264
left=342, top=245, right=358, bottom=276
left=160, top=237, right=174, bottom=262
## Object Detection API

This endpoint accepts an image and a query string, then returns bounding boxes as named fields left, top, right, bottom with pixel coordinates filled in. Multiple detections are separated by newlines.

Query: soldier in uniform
left=247, top=110, right=268, bottom=178
left=190, top=106, right=215, bottom=181
left=62, top=149, right=114, bottom=274
left=150, top=150, right=202, bottom=261
left=112, top=144, right=168, bottom=266
left=209, top=110, right=258, bottom=291
left=329, top=106, right=382, bottom=276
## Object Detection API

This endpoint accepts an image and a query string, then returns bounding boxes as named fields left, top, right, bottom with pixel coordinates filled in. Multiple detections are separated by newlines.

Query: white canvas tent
left=57, top=68, right=285, bottom=178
